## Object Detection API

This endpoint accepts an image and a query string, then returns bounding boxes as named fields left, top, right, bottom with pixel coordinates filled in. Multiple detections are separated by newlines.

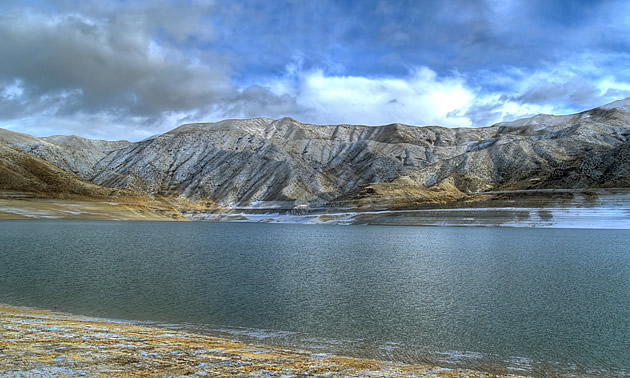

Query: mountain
left=0, top=129, right=124, bottom=196
left=1, top=99, right=629, bottom=218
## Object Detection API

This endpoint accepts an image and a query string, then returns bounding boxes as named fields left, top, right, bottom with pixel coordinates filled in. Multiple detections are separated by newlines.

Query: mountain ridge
left=1, top=98, right=629, bottom=219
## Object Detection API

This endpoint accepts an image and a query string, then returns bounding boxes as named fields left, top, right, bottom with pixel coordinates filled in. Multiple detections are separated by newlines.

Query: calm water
left=1, top=220, right=629, bottom=375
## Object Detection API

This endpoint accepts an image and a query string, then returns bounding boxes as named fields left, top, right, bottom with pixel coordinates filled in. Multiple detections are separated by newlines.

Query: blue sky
left=1, top=0, right=629, bottom=140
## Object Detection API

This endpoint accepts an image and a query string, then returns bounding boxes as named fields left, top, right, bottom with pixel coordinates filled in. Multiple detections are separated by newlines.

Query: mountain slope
left=90, top=118, right=498, bottom=206
left=0, top=138, right=216, bottom=220
left=1, top=99, right=629, bottom=212
left=406, top=106, right=630, bottom=193
left=0, top=142, right=120, bottom=196
left=0, top=129, right=130, bottom=180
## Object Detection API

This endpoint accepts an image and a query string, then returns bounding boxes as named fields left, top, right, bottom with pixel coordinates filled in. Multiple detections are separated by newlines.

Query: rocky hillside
left=0, top=129, right=130, bottom=180
left=0, top=136, right=124, bottom=197
left=1, top=98, right=629, bottom=211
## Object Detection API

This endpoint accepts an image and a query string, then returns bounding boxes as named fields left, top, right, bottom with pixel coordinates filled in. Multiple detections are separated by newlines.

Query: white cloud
left=0, top=79, right=24, bottom=100
left=462, top=52, right=630, bottom=125
left=266, top=67, right=475, bottom=127
left=257, top=56, right=630, bottom=130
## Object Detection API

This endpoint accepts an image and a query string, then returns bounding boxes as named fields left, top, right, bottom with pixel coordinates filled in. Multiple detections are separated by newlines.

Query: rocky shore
left=0, top=304, right=515, bottom=377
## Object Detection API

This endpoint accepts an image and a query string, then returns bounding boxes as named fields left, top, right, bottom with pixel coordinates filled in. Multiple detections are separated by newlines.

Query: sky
left=1, top=0, right=629, bottom=141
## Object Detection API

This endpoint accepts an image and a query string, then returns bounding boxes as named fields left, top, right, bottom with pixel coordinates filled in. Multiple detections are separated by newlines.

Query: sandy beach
left=0, top=304, right=516, bottom=377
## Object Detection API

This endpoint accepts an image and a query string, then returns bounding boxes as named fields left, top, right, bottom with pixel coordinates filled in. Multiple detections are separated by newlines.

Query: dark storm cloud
left=0, top=8, right=230, bottom=118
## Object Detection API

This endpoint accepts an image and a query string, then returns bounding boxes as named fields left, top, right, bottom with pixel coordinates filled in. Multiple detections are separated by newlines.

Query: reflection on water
left=1, top=220, right=629, bottom=376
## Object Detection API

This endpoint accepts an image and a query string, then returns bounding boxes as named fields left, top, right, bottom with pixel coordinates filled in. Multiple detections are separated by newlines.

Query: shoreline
left=1, top=188, right=629, bottom=228
left=0, top=304, right=515, bottom=377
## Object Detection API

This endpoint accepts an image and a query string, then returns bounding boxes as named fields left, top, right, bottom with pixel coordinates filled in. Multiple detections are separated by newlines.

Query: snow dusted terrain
left=1, top=98, right=629, bottom=226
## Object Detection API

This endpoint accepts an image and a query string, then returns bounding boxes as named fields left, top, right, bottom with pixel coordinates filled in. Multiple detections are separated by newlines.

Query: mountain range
left=1, top=98, right=629, bottom=220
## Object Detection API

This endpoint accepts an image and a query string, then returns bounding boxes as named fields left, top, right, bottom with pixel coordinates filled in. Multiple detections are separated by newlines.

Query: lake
left=1, top=220, right=629, bottom=376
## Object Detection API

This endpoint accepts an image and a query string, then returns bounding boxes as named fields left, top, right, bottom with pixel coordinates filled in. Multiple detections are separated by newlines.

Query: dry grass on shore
left=0, top=304, right=515, bottom=377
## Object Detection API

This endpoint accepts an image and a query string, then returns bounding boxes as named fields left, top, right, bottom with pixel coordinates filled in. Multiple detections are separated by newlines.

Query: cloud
left=257, top=51, right=630, bottom=129
left=0, top=6, right=234, bottom=138
left=264, top=67, right=474, bottom=127
left=1, top=1, right=630, bottom=140
left=464, top=52, right=630, bottom=125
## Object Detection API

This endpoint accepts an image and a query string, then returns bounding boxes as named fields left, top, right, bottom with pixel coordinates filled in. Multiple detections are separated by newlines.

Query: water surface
left=1, top=220, right=629, bottom=375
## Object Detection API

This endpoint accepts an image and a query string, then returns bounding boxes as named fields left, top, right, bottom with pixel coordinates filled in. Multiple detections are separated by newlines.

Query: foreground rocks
left=0, top=304, right=514, bottom=377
